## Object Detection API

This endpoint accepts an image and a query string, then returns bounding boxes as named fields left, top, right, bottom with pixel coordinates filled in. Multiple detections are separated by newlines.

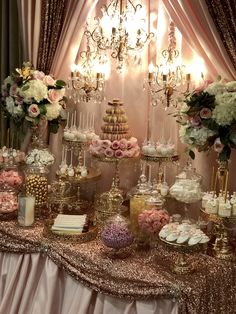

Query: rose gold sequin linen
left=0, top=220, right=236, bottom=314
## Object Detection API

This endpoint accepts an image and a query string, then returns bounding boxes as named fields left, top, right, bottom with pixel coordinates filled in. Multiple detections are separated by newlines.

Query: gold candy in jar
left=25, top=165, right=48, bottom=207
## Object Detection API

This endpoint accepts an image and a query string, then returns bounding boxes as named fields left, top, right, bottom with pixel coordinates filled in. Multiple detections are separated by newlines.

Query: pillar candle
left=18, top=195, right=35, bottom=227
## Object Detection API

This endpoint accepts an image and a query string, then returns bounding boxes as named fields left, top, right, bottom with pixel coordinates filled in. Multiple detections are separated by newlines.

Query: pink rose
left=9, top=84, right=18, bottom=96
left=214, top=138, right=224, bottom=153
left=104, top=148, right=114, bottom=158
left=119, top=138, right=128, bottom=150
left=102, top=139, right=111, bottom=149
left=133, top=147, right=140, bottom=157
left=129, top=137, right=138, bottom=145
left=200, top=108, right=212, bottom=119
left=43, top=75, right=55, bottom=86
left=194, top=79, right=213, bottom=93
left=111, top=140, right=120, bottom=150
left=48, top=89, right=63, bottom=103
left=126, top=141, right=133, bottom=149
left=33, top=70, right=45, bottom=80
left=114, top=149, right=124, bottom=158
left=91, top=139, right=102, bottom=148
left=189, top=116, right=202, bottom=128
left=28, top=104, right=40, bottom=118
left=124, top=150, right=134, bottom=158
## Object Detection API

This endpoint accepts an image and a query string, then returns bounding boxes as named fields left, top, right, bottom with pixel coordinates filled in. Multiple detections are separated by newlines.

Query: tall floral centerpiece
left=176, top=78, right=236, bottom=162
left=1, top=62, right=66, bottom=134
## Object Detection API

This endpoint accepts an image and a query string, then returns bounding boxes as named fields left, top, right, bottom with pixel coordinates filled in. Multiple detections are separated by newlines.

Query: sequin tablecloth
left=0, top=220, right=236, bottom=314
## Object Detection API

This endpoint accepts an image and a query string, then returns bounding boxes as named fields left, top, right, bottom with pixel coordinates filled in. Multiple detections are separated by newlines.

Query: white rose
left=43, top=75, right=55, bottom=86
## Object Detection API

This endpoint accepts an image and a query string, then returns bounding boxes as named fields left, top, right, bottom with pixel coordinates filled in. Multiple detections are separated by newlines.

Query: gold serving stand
left=141, top=154, right=179, bottom=164
left=201, top=209, right=236, bottom=261
left=159, top=236, right=207, bottom=274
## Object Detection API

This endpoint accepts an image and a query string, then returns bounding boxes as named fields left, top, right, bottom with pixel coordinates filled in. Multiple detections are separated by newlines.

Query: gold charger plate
left=43, top=219, right=98, bottom=243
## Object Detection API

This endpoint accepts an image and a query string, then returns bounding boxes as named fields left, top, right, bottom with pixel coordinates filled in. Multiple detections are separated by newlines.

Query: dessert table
left=0, top=220, right=236, bottom=314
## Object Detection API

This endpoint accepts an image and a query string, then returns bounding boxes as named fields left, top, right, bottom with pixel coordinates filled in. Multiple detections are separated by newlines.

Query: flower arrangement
left=176, top=78, right=236, bottom=161
left=1, top=62, right=66, bottom=133
left=138, top=209, right=170, bottom=235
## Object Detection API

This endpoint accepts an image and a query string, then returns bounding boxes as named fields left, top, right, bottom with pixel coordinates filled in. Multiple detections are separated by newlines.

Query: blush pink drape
left=17, top=0, right=41, bottom=67
left=0, top=252, right=178, bottom=314
left=162, top=0, right=236, bottom=80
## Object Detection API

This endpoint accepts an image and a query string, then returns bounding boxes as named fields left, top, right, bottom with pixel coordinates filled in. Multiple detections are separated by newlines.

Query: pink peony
left=104, top=148, right=114, bottom=158
left=214, top=137, right=224, bottom=153
left=28, top=104, right=40, bottom=118
left=43, top=75, right=55, bottom=86
left=114, top=149, right=124, bottom=158
left=194, top=79, right=213, bottom=93
left=111, top=140, right=120, bottom=150
left=48, top=89, right=63, bottom=103
left=119, top=138, right=128, bottom=150
left=199, top=108, right=212, bottom=119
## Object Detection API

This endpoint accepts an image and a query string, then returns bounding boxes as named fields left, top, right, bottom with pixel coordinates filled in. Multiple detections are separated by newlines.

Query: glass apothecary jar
left=101, top=213, right=133, bottom=258
left=170, top=162, right=202, bottom=204
left=145, top=189, right=164, bottom=211
left=25, top=164, right=49, bottom=211
left=129, top=174, right=151, bottom=240
left=0, top=183, right=18, bottom=218
left=0, top=157, right=24, bottom=191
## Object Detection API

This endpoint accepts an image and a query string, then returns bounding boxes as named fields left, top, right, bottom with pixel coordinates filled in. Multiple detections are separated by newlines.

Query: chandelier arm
left=127, top=0, right=142, bottom=13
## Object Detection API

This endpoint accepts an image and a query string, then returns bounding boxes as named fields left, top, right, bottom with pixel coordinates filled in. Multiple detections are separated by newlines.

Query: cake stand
left=159, top=236, right=206, bottom=274
left=201, top=209, right=236, bottom=261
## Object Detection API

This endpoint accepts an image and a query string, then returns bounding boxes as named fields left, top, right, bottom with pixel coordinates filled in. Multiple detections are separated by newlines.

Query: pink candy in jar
left=0, top=170, right=23, bottom=188
left=138, top=208, right=170, bottom=235
left=0, top=192, right=18, bottom=213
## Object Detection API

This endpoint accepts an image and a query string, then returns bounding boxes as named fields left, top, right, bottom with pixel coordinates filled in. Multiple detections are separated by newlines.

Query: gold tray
left=43, top=219, right=98, bottom=243
left=159, top=236, right=207, bottom=251
left=141, top=154, right=179, bottom=163
left=200, top=208, right=236, bottom=224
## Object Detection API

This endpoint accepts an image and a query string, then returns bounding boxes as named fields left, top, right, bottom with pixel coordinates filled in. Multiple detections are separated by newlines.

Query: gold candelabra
left=145, top=22, right=191, bottom=107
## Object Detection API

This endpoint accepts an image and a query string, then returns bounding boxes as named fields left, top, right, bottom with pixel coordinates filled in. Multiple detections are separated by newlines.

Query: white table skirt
left=0, top=252, right=178, bottom=314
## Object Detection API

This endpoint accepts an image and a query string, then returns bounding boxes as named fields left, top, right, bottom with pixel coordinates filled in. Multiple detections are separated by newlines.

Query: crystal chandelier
left=67, top=38, right=106, bottom=103
left=84, top=0, right=154, bottom=71
left=145, top=22, right=191, bottom=107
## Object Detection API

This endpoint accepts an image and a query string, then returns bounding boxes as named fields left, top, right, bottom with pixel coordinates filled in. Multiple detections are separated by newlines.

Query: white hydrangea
left=6, top=96, right=23, bottom=116
left=212, top=93, right=236, bottom=126
left=45, top=103, right=61, bottom=120
left=205, top=82, right=227, bottom=95
left=226, top=81, right=236, bottom=92
left=19, top=79, right=48, bottom=103
left=179, top=125, right=216, bottom=147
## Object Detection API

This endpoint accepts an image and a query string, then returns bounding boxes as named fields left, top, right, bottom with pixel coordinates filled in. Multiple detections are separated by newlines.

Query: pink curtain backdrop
left=162, top=0, right=236, bottom=80
left=17, top=0, right=41, bottom=67
left=17, top=0, right=236, bottom=192
left=0, top=252, right=178, bottom=314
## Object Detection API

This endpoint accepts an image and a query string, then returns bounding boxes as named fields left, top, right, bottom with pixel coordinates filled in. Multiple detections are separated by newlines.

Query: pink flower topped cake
left=90, top=99, right=140, bottom=159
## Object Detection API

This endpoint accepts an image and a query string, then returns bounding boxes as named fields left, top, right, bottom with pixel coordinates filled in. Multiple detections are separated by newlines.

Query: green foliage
left=189, top=149, right=195, bottom=160
left=55, top=80, right=66, bottom=88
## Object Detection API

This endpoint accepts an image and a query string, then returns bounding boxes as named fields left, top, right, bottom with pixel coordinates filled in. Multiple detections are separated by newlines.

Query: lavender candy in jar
left=101, top=214, right=134, bottom=258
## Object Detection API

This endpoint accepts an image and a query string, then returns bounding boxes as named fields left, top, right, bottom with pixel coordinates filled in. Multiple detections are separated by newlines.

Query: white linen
left=0, top=252, right=178, bottom=314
